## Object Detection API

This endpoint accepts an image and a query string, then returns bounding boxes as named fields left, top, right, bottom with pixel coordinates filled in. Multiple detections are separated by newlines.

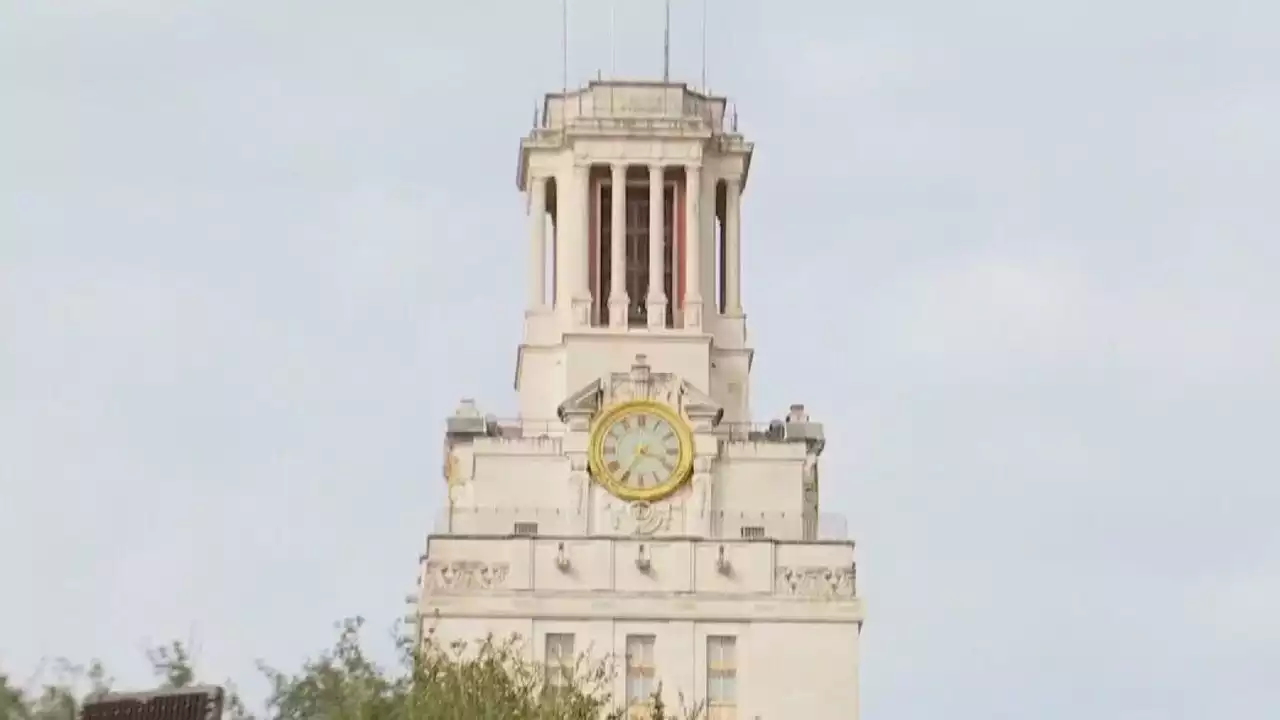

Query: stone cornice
left=421, top=592, right=865, bottom=624
left=423, top=533, right=855, bottom=549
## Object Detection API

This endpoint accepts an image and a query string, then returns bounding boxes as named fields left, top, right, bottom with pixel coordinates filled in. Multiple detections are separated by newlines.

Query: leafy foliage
left=0, top=659, right=112, bottom=720
left=1, top=618, right=702, bottom=720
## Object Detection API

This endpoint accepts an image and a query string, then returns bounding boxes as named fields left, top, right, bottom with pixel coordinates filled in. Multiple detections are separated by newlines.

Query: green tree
left=1, top=658, right=113, bottom=720
left=2, top=618, right=702, bottom=720
left=145, top=643, right=196, bottom=691
left=1, top=672, right=32, bottom=720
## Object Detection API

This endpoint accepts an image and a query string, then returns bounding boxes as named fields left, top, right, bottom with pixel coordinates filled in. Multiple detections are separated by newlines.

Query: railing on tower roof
left=715, top=421, right=787, bottom=443
left=520, top=81, right=751, bottom=191
left=445, top=418, right=824, bottom=454
left=540, top=81, right=728, bottom=135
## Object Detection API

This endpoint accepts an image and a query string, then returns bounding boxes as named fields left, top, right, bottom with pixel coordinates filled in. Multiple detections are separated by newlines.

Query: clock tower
left=416, top=80, right=863, bottom=720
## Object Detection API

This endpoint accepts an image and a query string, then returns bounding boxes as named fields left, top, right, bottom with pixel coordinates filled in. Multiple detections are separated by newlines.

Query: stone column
left=647, top=164, right=667, bottom=329
left=554, top=169, right=571, bottom=312
left=571, top=162, right=592, bottom=326
left=609, top=163, right=628, bottom=328
left=724, top=177, right=742, bottom=315
left=683, top=163, right=703, bottom=329
left=528, top=175, right=547, bottom=311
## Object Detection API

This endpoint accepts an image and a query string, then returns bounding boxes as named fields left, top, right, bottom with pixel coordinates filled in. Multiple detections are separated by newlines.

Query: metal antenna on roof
left=662, top=0, right=671, bottom=82
left=610, top=0, right=617, bottom=77
left=609, top=0, right=617, bottom=112
left=561, top=0, right=568, bottom=93
left=700, top=0, right=708, bottom=90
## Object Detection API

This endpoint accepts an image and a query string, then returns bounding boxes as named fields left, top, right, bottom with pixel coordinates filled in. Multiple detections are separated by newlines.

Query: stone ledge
left=420, top=592, right=865, bottom=624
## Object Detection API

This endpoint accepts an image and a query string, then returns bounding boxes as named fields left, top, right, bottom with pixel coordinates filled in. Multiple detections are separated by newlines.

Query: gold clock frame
left=587, top=399, right=695, bottom=502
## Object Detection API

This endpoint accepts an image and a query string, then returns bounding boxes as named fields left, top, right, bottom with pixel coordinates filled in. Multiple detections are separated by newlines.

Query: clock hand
left=623, top=452, right=644, bottom=478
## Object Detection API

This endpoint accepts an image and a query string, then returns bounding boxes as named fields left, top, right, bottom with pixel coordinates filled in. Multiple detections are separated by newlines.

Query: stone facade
left=415, top=80, right=863, bottom=720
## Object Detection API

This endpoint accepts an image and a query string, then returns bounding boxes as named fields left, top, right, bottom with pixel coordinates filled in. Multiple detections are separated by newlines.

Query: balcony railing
left=446, top=416, right=566, bottom=439
left=446, top=417, right=821, bottom=449
left=714, top=421, right=785, bottom=442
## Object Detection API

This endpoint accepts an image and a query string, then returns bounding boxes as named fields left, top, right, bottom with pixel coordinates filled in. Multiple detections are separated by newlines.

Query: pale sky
left=2, top=1, right=1278, bottom=718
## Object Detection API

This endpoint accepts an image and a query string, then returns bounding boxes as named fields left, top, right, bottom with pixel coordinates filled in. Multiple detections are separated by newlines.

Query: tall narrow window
left=715, top=180, right=727, bottom=314
left=662, top=184, right=675, bottom=327
left=596, top=182, right=612, bottom=326
left=544, top=633, right=575, bottom=689
left=625, top=634, right=657, bottom=718
left=624, top=187, right=650, bottom=327
left=707, top=636, right=737, bottom=720
left=547, top=178, right=558, bottom=309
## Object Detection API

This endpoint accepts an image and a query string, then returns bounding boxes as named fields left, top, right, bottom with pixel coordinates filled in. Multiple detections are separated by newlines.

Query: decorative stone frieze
left=423, top=561, right=510, bottom=592
left=774, top=566, right=856, bottom=600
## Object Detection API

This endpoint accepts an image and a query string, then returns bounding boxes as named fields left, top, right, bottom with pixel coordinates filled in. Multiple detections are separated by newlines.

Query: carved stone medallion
left=611, top=501, right=672, bottom=536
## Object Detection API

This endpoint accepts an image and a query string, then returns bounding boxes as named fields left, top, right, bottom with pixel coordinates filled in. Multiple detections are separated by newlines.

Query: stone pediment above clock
left=556, top=354, right=724, bottom=432
left=556, top=378, right=605, bottom=431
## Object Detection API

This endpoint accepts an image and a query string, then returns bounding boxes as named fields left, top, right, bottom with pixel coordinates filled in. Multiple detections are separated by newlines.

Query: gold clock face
left=588, top=400, right=694, bottom=502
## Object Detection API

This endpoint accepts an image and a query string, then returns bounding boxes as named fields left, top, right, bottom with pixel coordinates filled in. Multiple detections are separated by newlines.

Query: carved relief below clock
left=423, top=561, right=510, bottom=592
left=774, top=566, right=856, bottom=600
left=610, top=501, right=673, bottom=536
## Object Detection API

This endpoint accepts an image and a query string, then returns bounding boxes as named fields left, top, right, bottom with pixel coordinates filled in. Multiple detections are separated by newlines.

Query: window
left=623, top=188, right=648, bottom=326
left=625, top=634, right=657, bottom=717
left=740, top=526, right=765, bottom=540
left=661, top=184, right=675, bottom=328
left=595, top=178, right=676, bottom=329
left=706, top=636, right=737, bottom=719
left=596, top=183, right=613, bottom=326
left=513, top=522, right=538, bottom=536
left=544, top=633, right=575, bottom=688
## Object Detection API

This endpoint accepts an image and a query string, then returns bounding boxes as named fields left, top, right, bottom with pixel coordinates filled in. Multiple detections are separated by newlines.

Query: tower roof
left=516, top=80, right=751, bottom=190
left=543, top=80, right=728, bottom=131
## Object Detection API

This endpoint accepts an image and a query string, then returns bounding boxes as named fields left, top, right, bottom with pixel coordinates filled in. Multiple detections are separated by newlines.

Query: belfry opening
left=589, top=165, right=679, bottom=328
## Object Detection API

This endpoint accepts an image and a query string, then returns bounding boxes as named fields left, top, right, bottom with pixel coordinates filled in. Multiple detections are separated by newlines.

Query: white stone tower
left=416, top=80, right=864, bottom=720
